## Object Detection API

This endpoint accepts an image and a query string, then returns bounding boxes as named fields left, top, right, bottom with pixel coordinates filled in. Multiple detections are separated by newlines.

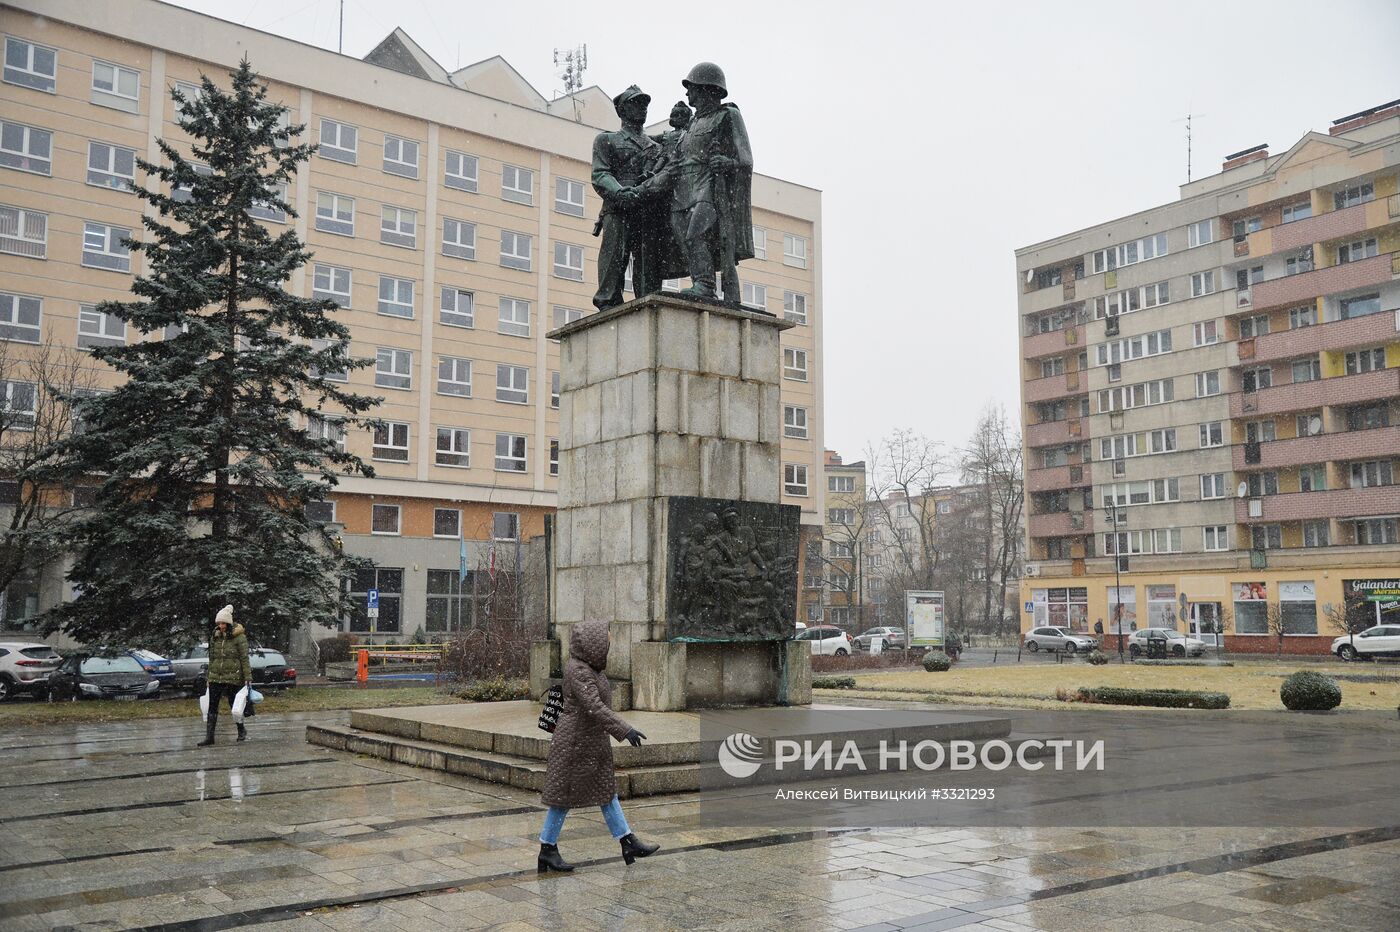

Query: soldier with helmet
left=590, top=85, right=667, bottom=311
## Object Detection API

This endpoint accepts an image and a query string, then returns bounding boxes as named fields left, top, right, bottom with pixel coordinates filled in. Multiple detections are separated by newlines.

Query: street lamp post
left=1105, top=502, right=1124, bottom=662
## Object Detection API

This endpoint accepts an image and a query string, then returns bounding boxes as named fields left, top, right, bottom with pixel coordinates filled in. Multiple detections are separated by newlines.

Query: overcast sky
left=171, top=0, right=1400, bottom=464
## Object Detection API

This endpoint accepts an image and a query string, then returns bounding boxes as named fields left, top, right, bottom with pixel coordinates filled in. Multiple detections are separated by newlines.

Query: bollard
left=993, top=649, right=998, bottom=664
left=357, top=648, right=369, bottom=685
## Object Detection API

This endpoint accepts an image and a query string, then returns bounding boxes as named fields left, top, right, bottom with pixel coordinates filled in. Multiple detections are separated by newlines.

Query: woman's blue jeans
left=540, top=795, right=630, bottom=843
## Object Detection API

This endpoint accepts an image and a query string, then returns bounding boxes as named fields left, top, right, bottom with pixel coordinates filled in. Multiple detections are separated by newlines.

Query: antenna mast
left=553, top=44, right=588, bottom=96
left=1185, top=113, right=1192, bottom=182
left=338, top=0, right=344, bottom=54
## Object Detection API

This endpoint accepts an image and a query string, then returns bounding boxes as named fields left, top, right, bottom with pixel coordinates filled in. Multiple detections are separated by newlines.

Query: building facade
left=0, top=0, right=826, bottom=643
left=798, top=450, right=867, bottom=629
left=1015, top=101, right=1400, bottom=653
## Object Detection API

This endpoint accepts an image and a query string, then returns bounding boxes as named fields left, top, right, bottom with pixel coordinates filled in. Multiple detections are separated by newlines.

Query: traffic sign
left=367, top=588, right=379, bottom=610
left=1024, top=601, right=1034, bottom=613
left=367, top=607, right=379, bottom=619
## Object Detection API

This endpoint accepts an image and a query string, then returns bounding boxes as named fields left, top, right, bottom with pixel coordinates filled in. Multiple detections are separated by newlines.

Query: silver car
left=1128, top=628, right=1206, bottom=658
left=0, top=641, right=64, bottom=701
left=1023, top=626, right=1098, bottom=654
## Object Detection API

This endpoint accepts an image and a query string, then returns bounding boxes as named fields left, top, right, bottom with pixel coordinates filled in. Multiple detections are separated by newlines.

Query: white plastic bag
left=199, top=687, right=210, bottom=722
left=231, top=685, right=249, bottom=722
left=248, top=687, right=264, bottom=704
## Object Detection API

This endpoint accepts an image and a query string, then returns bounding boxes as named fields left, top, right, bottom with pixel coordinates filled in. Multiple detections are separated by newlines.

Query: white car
left=795, top=625, right=852, bottom=656
left=0, top=641, right=64, bottom=701
left=1022, top=626, right=1098, bottom=654
left=1332, top=625, right=1400, bottom=661
left=1128, top=628, right=1206, bottom=658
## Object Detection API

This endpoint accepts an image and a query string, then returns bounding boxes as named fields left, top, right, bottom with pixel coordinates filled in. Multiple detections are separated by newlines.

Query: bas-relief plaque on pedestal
left=665, top=496, right=799, bottom=642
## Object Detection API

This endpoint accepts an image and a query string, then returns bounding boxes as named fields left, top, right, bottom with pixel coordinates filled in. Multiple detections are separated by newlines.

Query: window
left=380, top=206, right=417, bottom=248
left=4, top=37, right=56, bottom=92
left=1346, top=404, right=1390, bottom=431
left=437, top=357, right=472, bottom=397
left=372, top=422, right=410, bottom=462
left=442, top=218, right=476, bottom=260
left=1350, top=460, right=1394, bottom=489
left=1194, top=371, right=1221, bottom=397
left=1091, top=234, right=1169, bottom=273
left=1043, top=357, right=1065, bottom=378
left=783, top=348, right=808, bottom=381
left=1356, top=518, right=1399, bottom=545
left=348, top=567, right=402, bottom=633
left=1303, top=521, right=1329, bottom=548
left=781, top=291, right=808, bottom=325
left=304, top=500, right=336, bottom=524
left=555, top=177, right=585, bottom=217
left=377, top=276, right=414, bottom=318
left=77, top=305, right=124, bottom=348
left=551, top=371, right=560, bottom=408
left=1292, top=358, right=1321, bottom=383
left=0, top=292, right=41, bottom=343
left=1101, top=478, right=1179, bottom=507
left=91, top=61, right=139, bottom=112
left=1190, top=270, right=1215, bottom=297
left=491, top=512, right=520, bottom=541
left=1236, top=265, right=1264, bottom=290
left=319, top=119, right=357, bottom=163
left=1289, top=305, right=1316, bottom=329
left=498, top=298, right=530, bottom=337
left=1238, top=314, right=1270, bottom=339
left=828, top=508, right=854, bottom=525
left=1285, top=252, right=1313, bottom=276
left=1336, top=237, right=1378, bottom=265
left=783, top=233, right=808, bottom=268
left=501, top=164, right=533, bottom=204
left=1345, top=348, right=1387, bottom=375
left=495, top=434, right=527, bottom=472
left=0, top=205, right=46, bottom=258
left=1241, top=367, right=1272, bottom=393
left=1233, top=582, right=1267, bottom=633
left=1192, top=320, right=1218, bottom=346
left=741, top=282, right=767, bottom=311
left=1097, top=378, right=1174, bottom=413
left=784, top=405, right=808, bottom=439
left=1, top=380, right=35, bottom=430
left=750, top=225, right=767, bottom=259
left=1297, top=413, right=1324, bottom=437
left=1247, top=472, right=1279, bottom=497
left=1199, top=421, right=1224, bottom=448
left=371, top=504, right=401, bottom=534
left=500, top=230, right=532, bottom=271
left=314, top=192, right=354, bottom=236
left=1200, top=474, right=1226, bottom=499
left=1333, top=182, right=1374, bottom=210
left=1251, top=524, right=1282, bottom=551
left=248, top=181, right=288, bottom=223
left=553, top=242, right=584, bottom=281
left=307, top=414, right=345, bottom=452
left=1095, top=329, right=1172, bottom=366
left=0, top=121, right=51, bottom=175
left=1299, top=464, right=1327, bottom=492
left=382, top=135, right=418, bottom=178
left=85, top=140, right=137, bottom=190
left=426, top=569, right=477, bottom=633
left=496, top=364, right=529, bottom=404
left=375, top=347, right=412, bottom=390
left=440, top=287, right=474, bottom=328
left=444, top=150, right=478, bottom=192
left=1245, top=419, right=1276, bottom=443
left=553, top=306, right=584, bottom=332
left=307, top=339, right=348, bottom=382
left=1339, top=293, right=1382, bottom=320
left=829, top=475, right=855, bottom=493
left=1187, top=219, right=1213, bottom=248
left=1203, top=526, right=1228, bottom=552
left=435, top=427, right=470, bottom=468
left=1282, top=201, right=1311, bottom=223
left=550, top=439, right=559, bottom=477
left=433, top=508, right=460, bottom=538
left=784, top=464, right=808, bottom=496
left=312, top=264, right=351, bottom=306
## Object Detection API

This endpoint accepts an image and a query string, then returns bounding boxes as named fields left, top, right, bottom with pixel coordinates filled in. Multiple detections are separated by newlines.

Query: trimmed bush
left=454, top=676, right=529, bottom=702
left=1076, top=686, right=1230, bottom=709
left=813, top=675, right=856, bottom=690
left=923, top=653, right=952, bottom=673
left=1133, top=659, right=1233, bottom=667
left=315, top=634, right=357, bottom=673
left=1279, top=671, right=1342, bottom=711
left=1085, top=651, right=1109, bottom=666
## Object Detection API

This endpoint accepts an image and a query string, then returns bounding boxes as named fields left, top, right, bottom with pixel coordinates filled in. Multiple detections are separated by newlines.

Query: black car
left=48, top=655, right=161, bottom=701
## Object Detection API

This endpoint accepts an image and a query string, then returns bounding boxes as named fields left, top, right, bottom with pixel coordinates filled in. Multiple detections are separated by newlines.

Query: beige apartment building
left=1015, top=101, right=1400, bottom=653
left=798, top=450, right=866, bottom=628
left=0, top=0, right=825, bottom=642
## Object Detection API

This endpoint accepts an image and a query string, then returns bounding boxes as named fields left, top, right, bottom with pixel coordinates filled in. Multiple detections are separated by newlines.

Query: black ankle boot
left=197, top=713, right=216, bottom=747
left=619, top=833, right=659, bottom=865
left=236, top=723, right=247, bottom=742
left=537, top=843, right=574, bottom=873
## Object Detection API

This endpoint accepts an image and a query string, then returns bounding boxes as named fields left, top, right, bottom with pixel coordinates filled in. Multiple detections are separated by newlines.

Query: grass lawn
left=819, top=660, right=1400, bottom=711
left=0, top=686, right=467, bottom=728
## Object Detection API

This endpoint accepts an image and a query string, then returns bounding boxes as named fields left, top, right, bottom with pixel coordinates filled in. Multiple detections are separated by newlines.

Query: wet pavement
left=2, top=711, right=1398, bottom=930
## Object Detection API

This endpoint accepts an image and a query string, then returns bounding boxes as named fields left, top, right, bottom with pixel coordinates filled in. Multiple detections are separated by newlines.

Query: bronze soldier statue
left=642, top=63, right=753, bottom=307
left=591, top=85, right=666, bottom=311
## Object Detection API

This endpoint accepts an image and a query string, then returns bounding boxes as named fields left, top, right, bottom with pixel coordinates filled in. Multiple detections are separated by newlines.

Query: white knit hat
left=215, top=604, right=234, bottom=626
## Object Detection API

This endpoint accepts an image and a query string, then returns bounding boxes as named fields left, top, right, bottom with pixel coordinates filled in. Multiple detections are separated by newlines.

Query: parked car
left=853, top=627, right=906, bottom=651
left=1127, top=628, right=1206, bottom=658
left=47, top=654, right=160, bottom=701
left=179, top=644, right=298, bottom=694
left=1023, top=626, right=1098, bottom=654
left=796, top=625, right=853, bottom=656
left=127, top=649, right=176, bottom=683
left=0, top=641, right=64, bottom=701
left=169, top=644, right=210, bottom=694
left=1332, top=625, right=1400, bottom=661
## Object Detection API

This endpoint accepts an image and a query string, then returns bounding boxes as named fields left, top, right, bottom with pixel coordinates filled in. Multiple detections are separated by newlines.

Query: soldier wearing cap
left=642, top=62, right=754, bottom=306
left=591, top=85, right=667, bottom=310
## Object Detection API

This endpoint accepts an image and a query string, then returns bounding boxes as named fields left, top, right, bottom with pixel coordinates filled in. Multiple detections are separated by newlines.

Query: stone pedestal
left=532, top=294, right=809, bottom=710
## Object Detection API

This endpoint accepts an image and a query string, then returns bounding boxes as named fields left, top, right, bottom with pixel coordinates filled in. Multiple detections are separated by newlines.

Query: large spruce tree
left=41, top=60, right=379, bottom=650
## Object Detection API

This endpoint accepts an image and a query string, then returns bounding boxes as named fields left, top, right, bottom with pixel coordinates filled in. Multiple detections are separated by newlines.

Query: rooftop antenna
left=338, top=0, right=344, bottom=54
left=554, top=44, right=588, bottom=98
left=1173, top=112, right=1207, bottom=182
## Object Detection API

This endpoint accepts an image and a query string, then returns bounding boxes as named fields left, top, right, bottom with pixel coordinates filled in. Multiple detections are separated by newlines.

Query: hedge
left=1085, top=651, right=1109, bottom=666
left=923, top=653, right=952, bottom=672
left=1279, top=671, right=1342, bottom=711
left=1076, top=686, right=1230, bottom=709
left=1133, top=659, right=1234, bottom=667
left=453, top=676, right=530, bottom=702
left=812, top=675, right=856, bottom=690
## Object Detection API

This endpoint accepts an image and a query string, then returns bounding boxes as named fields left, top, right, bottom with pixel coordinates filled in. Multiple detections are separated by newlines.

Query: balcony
left=1271, top=202, right=1372, bottom=253
left=1232, top=426, right=1400, bottom=471
left=1023, top=371, right=1085, bottom=404
left=1230, top=367, right=1400, bottom=418
left=1249, top=252, right=1394, bottom=311
left=1026, top=464, right=1089, bottom=493
left=1029, top=511, right=1094, bottom=538
left=1245, top=309, right=1399, bottom=364
left=1235, top=485, right=1400, bottom=523
left=1023, top=324, right=1083, bottom=359
left=1025, top=417, right=1084, bottom=448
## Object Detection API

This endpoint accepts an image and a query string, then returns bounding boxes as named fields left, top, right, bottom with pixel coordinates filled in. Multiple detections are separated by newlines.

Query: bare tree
left=1265, top=603, right=1287, bottom=659
left=958, top=406, right=1024, bottom=637
left=865, top=430, right=951, bottom=597
left=1322, top=601, right=1370, bottom=659
left=813, top=481, right=875, bottom=629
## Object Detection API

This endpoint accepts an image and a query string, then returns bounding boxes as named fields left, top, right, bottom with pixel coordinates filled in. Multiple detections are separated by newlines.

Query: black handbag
left=537, top=684, right=564, bottom=733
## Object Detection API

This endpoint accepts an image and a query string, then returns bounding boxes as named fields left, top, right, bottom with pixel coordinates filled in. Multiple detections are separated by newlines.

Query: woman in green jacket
left=198, top=604, right=252, bottom=746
